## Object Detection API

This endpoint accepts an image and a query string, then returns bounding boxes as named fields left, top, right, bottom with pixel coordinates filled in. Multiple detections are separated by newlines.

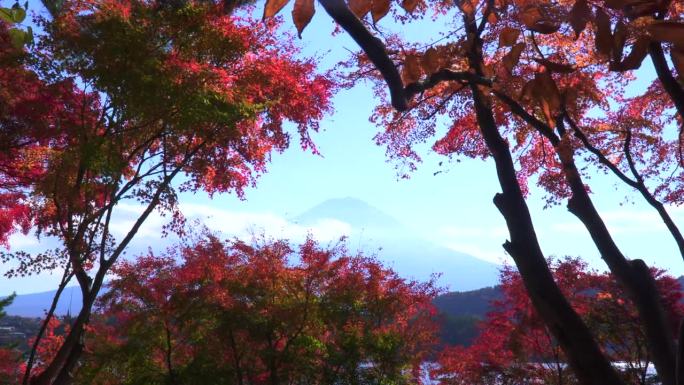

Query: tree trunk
left=650, top=43, right=684, bottom=123
left=462, top=13, right=624, bottom=385
left=29, top=296, right=92, bottom=385
left=555, top=137, right=677, bottom=385
left=30, top=264, right=109, bottom=385
left=22, top=269, right=73, bottom=385
left=470, top=85, right=624, bottom=385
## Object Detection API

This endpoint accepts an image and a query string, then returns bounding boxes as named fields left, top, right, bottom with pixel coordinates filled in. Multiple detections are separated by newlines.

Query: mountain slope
left=4, top=287, right=82, bottom=318
left=296, top=197, right=500, bottom=291
left=433, top=285, right=502, bottom=318
left=295, top=197, right=404, bottom=231
left=4, top=198, right=502, bottom=316
left=432, top=286, right=502, bottom=346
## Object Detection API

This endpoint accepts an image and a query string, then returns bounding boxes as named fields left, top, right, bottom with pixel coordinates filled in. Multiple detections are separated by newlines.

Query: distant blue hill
left=4, top=286, right=82, bottom=318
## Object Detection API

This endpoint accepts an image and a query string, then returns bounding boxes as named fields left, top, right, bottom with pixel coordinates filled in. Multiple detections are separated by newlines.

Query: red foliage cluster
left=0, top=347, right=25, bottom=384
left=75, top=236, right=440, bottom=384
left=1, top=1, right=335, bottom=382
left=434, top=258, right=684, bottom=385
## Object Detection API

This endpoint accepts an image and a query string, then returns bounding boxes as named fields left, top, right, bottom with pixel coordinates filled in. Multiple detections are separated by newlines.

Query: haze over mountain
left=4, top=197, right=500, bottom=316
left=295, top=197, right=405, bottom=232
left=294, top=197, right=500, bottom=291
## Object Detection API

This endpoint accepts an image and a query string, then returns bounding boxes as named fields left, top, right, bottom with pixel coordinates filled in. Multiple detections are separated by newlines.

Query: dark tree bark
left=460, top=12, right=625, bottom=385
left=22, top=267, right=74, bottom=385
left=30, top=146, right=202, bottom=385
left=650, top=43, right=684, bottom=124
left=493, top=90, right=677, bottom=385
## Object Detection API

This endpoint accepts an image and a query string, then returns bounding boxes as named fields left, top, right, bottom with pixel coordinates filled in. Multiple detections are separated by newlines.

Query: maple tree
left=433, top=258, right=684, bottom=385
left=262, top=0, right=684, bottom=384
left=0, top=0, right=333, bottom=383
left=71, top=235, right=439, bottom=385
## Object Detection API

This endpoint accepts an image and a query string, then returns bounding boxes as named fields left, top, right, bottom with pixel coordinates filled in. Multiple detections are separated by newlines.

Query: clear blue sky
left=2, top=1, right=683, bottom=295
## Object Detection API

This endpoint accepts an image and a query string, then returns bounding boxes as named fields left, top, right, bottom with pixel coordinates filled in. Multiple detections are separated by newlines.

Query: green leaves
left=0, top=293, right=15, bottom=319
left=1, top=3, right=32, bottom=49
left=0, top=5, right=26, bottom=24
left=7, top=25, right=31, bottom=49
left=41, top=0, right=65, bottom=17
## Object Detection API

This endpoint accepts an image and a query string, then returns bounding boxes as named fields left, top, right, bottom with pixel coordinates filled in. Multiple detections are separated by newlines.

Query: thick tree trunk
left=555, top=134, right=677, bottom=385
left=30, top=264, right=109, bottom=385
left=677, top=321, right=684, bottom=385
left=473, top=93, right=623, bottom=385
left=462, top=14, right=624, bottom=385
left=495, top=77, right=678, bottom=384
left=650, top=43, right=684, bottom=123
left=29, top=298, right=91, bottom=385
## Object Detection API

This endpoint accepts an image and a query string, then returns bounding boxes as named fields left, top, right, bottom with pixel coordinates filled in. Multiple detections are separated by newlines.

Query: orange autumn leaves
left=279, top=0, right=683, bottom=208
left=264, top=0, right=421, bottom=36
left=263, top=0, right=684, bottom=85
left=401, top=48, right=444, bottom=84
left=262, top=0, right=681, bottom=138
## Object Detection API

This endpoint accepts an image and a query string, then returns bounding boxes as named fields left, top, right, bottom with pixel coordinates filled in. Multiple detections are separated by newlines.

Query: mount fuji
left=293, top=197, right=500, bottom=291
left=4, top=197, right=501, bottom=316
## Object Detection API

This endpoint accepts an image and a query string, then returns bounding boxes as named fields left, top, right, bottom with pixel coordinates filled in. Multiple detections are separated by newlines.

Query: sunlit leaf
left=569, top=0, right=591, bottom=38
left=10, top=5, right=25, bottom=23
left=594, top=8, right=613, bottom=58
left=672, top=47, right=684, bottom=78
left=348, top=0, right=371, bottom=18
left=535, top=71, right=561, bottom=124
left=612, top=21, right=627, bottom=62
left=292, top=0, right=315, bottom=37
left=459, top=0, right=477, bottom=17
left=520, top=79, right=536, bottom=101
left=24, top=25, right=33, bottom=46
left=626, top=1, right=662, bottom=18
left=402, top=54, right=422, bottom=84
left=8, top=28, right=25, bottom=49
left=503, top=43, right=525, bottom=73
left=263, top=0, right=290, bottom=19
left=0, top=8, right=14, bottom=23
left=499, top=27, right=520, bottom=47
left=42, top=0, right=65, bottom=16
left=482, top=63, right=495, bottom=77
left=564, top=87, right=579, bottom=108
left=647, top=21, right=684, bottom=47
left=533, top=58, right=576, bottom=73
left=519, top=5, right=560, bottom=34
left=604, top=0, right=627, bottom=9
left=421, top=47, right=441, bottom=75
left=371, top=0, right=391, bottom=23
left=619, top=36, right=649, bottom=70
left=401, top=0, right=420, bottom=13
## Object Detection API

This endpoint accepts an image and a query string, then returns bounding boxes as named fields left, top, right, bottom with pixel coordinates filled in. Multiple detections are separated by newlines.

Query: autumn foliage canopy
left=0, top=0, right=333, bottom=383
left=263, top=0, right=684, bottom=384
left=75, top=236, right=439, bottom=385
left=435, top=259, right=684, bottom=385
left=1, top=0, right=684, bottom=383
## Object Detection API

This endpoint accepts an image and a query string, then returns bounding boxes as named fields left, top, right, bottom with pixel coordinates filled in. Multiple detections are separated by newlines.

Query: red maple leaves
left=77, top=236, right=439, bottom=384
left=434, top=259, right=684, bottom=385
left=1, top=1, right=335, bottom=382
